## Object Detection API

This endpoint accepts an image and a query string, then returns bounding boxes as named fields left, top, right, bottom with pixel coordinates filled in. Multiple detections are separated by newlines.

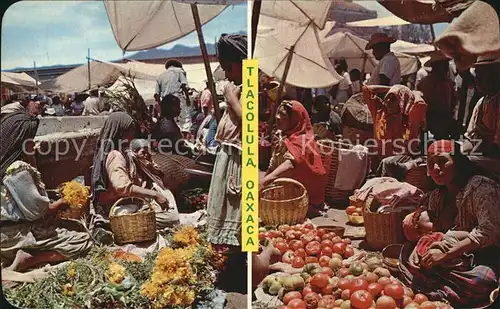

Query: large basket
left=363, top=196, right=406, bottom=250
left=320, top=140, right=361, bottom=205
left=404, top=163, right=429, bottom=192
left=260, top=178, right=308, bottom=226
left=109, top=197, right=156, bottom=245
left=152, top=154, right=198, bottom=192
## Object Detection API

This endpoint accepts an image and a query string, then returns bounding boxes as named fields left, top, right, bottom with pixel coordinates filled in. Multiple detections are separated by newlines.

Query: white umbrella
left=103, top=0, right=244, bottom=122
left=321, top=32, right=420, bottom=77
left=346, top=15, right=410, bottom=27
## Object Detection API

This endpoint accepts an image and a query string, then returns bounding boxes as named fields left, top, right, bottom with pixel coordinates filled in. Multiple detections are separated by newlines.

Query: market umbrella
left=321, top=32, right=421, bottom=78
left=346, top=15, right=410, bottom=27
left=104, top=0, right=243, bottom=122
left=376, top=0, right=475, bottom=24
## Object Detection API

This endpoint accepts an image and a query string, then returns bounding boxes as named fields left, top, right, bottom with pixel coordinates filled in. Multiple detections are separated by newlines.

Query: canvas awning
left=1, top=72, right=37, bottom=88
left=346, top=15, right=410, bottom=27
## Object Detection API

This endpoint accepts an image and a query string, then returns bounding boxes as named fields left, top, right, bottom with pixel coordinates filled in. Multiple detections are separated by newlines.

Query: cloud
left=1, top=1, right=247, bottom=70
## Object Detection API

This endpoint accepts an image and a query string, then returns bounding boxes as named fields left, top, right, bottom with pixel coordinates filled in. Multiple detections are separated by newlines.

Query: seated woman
left=363, top=85, right=427, bottom=179
left=311, top=95, right=342, bottom=138
left=91, top=112, right=179, bottom=233
left=399, top=140, right=500, bottom=308
left=260, top=100, right=328, bottom=217
left=1, top=161, right=93, bottom=272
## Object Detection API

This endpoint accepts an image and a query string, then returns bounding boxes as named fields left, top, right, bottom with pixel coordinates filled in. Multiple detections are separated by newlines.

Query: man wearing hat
left=463, top=54, right=500, bottom=158
left=417, top=50, right=458, bottom=139
left=82, top=88, right=104, bottom=116
left=365, top=33, right=401, bottom=86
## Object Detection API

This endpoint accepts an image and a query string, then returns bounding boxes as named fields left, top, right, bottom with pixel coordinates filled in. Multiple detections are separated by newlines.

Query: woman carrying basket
left=90, top=112, right=179, bottom=236
left=259, top=100, right=328, bottom=218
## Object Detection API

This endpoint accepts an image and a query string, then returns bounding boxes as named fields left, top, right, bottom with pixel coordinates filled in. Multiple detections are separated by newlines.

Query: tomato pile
left=345, top=206, right=364, bottom=225
left=259, top=223, right=454, bottom=309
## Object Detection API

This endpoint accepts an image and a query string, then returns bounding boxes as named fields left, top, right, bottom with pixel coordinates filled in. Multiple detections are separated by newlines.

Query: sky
left=1, top=1, right=448, bottom=71
left=1, top=1, right=248, bottom=70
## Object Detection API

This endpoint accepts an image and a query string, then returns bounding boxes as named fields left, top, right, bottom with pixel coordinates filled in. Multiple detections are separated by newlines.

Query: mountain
left=127, top=44, right=217, bottom=60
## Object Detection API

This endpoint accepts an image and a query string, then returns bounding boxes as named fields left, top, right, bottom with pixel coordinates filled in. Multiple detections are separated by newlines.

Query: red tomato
left=344, top=246, right=354, bottom=258
left=292, top=257, right=305, bottom=268
left=295, top=248, right=307, bottom=259
left=304, top=223, right=314, bottom=230
left=278, top=306, right=290, bottom=309
left=420, top=301, right=437, bottom=309
left=338, top=268, right=350, bottom=278
left=314, top=235, right=322, bottom=242
left=367, top=283, right=383, bottom=297
left=322, top=232, right=335, bottom=241
left=305, top=256, right=319, bottom=264
left=350, top=278, right=369, bottom=292
left=342, top=238, right=352, bottom=245
left=403, top=296, right=413, bottom=307
left=282, top=250, right=295, bottom=264
left=310, top=273, right=330, bottom=289
left=275, top=241, right=289, bottom=255
left=375, top=295, right=397, bottom=309
left=283, top=291, right=303, bottom=305
left=364, top=272, right=379, bottom=284
left=341, top=289, right=351, bottom=300
left=279, top=224, right=291, bottom=234
left=318, top=295, right=336, bottom=308
left=338, top=278, right=352, bottom=290
left=413, top=294, right=429, bottom=304
left=290, top=240, right=305, bottom=251
left=302, top=286, right=314, bottom=298
left=321, top=246, right=334, bottom=257
left=332, top=236, right=343, bottom=244
left=301, top=234, right=316, bottom=246
left=316, top=228, right=326, bottom=237
left=318, top=255, right=331, bottom=267
left=288, top=298, right=307, bottom=309
left=332, top=242, right=346, bottom=255
left=268, top=230, right=281, bottom=238
left=303, top=292, right=321, bottom=309
left=293, top=224, right=303, bottom=231
left=346, top=206, right=357, bottom=215
left=321, top=284, right=335, bottom=295
left=384, top=284, right=404, bottom=300
left=377, top=277, right=391, bottom=287
left=286, top=230, right=297, bottom=240
left=321, top=239, right=334, bottom=248
left=404, top=288, right=415, bottom=299
left=350, top=290, right=374, bottom=309
left=294, top=231, right=304, bottom=239
left=258, top=232, right=266, bottom=241
left=305, top=241, right=322, bottom=256
left=320, top=266, right=334, bottom=277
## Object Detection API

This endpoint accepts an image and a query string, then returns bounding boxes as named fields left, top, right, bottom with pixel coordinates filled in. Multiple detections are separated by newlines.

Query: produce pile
left=5, top=226, right=226, bottom=309
left=255, top=223, right=453, bottom=309
left=179, top=188, right=209, bottom=212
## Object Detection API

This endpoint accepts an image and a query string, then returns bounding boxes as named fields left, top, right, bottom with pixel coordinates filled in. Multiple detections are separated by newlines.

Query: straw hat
left=473, top=54, right=500, bottom=66
left=424, top=50, right=451, bottom=67
left=365, top=33, right=397, bottom=50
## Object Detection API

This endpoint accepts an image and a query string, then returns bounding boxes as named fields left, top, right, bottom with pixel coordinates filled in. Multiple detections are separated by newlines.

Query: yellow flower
left=62, top=283, right=74, bottom=296
left=61, top=181, right=89, bottom=210
left=173, top=226, right=200, bottom=247
left=105, top=262, right=126, bottom=284
left=67, top=263, right=76, bottom=279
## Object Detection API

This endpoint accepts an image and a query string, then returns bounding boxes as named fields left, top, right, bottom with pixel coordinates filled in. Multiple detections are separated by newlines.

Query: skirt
left=207, top=143, right=242, bottom=246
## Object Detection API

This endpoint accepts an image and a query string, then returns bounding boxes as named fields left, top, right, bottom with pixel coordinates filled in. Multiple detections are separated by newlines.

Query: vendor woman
left=399, top=140, right=500, bottom=308
left=91, top=112, right=179, bottom=231
left=260, top=100, right=328, bottom=217
left=1, top=111, right=92, bottom=271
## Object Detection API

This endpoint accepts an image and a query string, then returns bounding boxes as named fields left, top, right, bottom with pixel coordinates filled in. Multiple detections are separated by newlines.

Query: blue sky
left=1, top=1, right=247, bottom=70
left=1, top=1, right=447, bottom=71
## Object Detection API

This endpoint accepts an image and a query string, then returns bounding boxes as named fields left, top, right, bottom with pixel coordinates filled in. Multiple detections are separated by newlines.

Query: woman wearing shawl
left=91, top=112, right=179, bottom=233
left=399, top=140, right=500, bottom=308
left=260, top=100, right=328, bottom=217
left=363, top=85, right=427, bottom=179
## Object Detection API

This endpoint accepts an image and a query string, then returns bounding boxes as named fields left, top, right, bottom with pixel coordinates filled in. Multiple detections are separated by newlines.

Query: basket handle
left=266, top=178, right=307, bottom=192
left=109, top=197, right=150, bottom=215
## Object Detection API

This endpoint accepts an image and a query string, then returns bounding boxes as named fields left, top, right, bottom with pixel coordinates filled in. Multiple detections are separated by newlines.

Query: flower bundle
left=60, top=180, right=89, bottom=210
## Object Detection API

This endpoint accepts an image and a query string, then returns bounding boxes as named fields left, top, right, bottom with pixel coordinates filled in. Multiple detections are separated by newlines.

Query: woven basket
left=320, top=140, right=358, bottom=205
left=260, top=178, right=308, bottom=226
left=404, top=163, right=429, bottom=192
left=109, top=197, right=156, bottom=245
left=152, top=153, right=198, bottom=191
left=363, top=196, right=406, bottom=250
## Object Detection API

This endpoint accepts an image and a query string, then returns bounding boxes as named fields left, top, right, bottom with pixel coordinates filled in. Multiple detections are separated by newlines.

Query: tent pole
left=191, top=3, right=221, bottom=123
left=361, top=54, right=368, bottom=78
left=87, top=48, right=91, bottom=90
left=430, top=24, right=437, bottom=50
left=267, top=46, right=294, bottom=136
left=33, top=61, right=39, bottom=95
left=251, top=0, right=262, bottom=57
